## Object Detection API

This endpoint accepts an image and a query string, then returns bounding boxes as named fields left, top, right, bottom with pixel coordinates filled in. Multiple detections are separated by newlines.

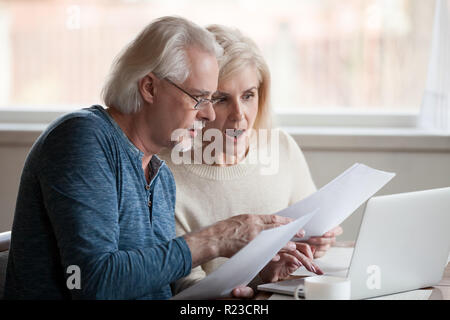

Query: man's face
left=150, top=47, right=219, bottom=150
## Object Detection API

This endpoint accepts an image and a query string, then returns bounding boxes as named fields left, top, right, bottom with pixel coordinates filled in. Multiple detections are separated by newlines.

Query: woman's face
left=204, top=65, right=259, bottom=164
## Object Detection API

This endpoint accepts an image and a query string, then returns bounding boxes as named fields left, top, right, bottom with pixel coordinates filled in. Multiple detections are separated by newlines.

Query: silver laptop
left=258, top=187, right=450, bottom=299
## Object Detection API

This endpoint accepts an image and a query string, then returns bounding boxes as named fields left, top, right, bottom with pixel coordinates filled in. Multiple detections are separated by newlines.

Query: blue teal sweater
left=4, top=105, right=192, bottom=299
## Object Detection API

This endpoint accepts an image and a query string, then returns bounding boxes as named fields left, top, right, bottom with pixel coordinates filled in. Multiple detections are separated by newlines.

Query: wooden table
left=429, top=263, right=450, bottom=300
left=254, top=242, right=450, bottom=300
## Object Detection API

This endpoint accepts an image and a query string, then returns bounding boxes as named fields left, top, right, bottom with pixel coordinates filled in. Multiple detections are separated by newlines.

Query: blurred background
left=0, top=0, right=435, bottom=111
left=0, top=0, right=449, bottom=241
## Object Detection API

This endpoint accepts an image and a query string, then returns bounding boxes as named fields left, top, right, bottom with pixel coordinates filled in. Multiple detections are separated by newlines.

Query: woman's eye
left=242, top=93, right=254, bottom=101
left=213, top=97, right=227, bottom=104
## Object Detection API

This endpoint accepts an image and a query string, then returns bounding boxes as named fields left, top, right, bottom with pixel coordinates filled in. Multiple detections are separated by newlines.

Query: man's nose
left=196, top=102, right=216, bottom=122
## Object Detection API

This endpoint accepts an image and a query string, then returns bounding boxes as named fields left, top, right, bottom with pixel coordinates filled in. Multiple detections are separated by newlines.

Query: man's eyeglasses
left=164, top=78, right=218, bottom=110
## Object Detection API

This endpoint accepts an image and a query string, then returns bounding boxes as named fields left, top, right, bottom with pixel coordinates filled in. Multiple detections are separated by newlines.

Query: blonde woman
left=160, top=25, right=342, bottom=297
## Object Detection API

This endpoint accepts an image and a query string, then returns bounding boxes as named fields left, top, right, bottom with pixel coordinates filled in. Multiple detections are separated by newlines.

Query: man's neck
left=107, top=107, right=159, bottom=169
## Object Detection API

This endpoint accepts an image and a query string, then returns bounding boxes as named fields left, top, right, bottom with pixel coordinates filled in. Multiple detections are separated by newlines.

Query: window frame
left=1, top=108, right=449, bottom=153
left=0, top=108, right=419, bottom=127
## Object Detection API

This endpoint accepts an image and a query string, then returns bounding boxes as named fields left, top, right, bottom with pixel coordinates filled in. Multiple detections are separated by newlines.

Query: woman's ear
left=139, top=73, right=158, bottom=104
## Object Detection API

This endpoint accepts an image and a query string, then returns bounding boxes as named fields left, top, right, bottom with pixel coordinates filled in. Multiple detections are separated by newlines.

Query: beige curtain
left=419, top=0, right=450, bottom=132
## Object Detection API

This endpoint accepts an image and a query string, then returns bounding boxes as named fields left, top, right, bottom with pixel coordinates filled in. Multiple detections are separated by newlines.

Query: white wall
left=0, top=144, right=29, bottom=233
left=1, top=129, right=450, bottom=242
left=302, top=149, right=450, bottom=241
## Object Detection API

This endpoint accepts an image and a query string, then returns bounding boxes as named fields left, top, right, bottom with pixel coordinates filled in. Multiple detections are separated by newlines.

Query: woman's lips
left=224, top=129, right=246, bottom=142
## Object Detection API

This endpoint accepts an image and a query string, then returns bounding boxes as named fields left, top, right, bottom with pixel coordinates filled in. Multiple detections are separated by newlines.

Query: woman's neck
left=200, top=145, right=250, bottom=167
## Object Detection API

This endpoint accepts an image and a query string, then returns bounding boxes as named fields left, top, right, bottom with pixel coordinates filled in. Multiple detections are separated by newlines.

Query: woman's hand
left=259, top=243, right=323, bottom=283
left=306, top=225, right=343, bottom=258
left=231, top=286, right=255, bottom=299
left=230, top=242, right=323, bottom=299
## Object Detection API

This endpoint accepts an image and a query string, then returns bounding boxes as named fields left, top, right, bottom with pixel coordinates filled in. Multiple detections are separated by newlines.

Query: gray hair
left=207, top=24, right=272, bottom=130
left=102, top=16, right=223, bottom=114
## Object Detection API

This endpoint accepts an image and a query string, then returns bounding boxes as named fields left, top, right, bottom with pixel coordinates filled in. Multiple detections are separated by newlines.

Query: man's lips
left=187, top=121, right=205, bottom=138
left=188, top=128, right=198, bottom=138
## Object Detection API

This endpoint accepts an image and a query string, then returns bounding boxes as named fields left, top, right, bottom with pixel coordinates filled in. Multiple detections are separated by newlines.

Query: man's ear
left=139, top=73, right=158, bottom=104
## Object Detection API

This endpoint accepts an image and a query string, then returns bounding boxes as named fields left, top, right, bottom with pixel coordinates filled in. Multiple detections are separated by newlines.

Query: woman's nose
left=229, top=101, right=244, bottom=121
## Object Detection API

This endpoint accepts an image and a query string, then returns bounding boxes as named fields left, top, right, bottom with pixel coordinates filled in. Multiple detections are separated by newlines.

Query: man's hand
left=306, top=225, right=343, bottom=258
left=184, top=214, right=297, bottom=268
left=213, top=214, right=297, bottom=258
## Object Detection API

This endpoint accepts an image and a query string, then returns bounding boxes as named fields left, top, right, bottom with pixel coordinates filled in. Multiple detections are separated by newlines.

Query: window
left=0, top=0, right=436, bottom=112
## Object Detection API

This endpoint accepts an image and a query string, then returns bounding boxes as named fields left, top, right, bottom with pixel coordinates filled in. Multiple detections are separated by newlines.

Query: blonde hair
left=206, top=24, right=272, bottom=130
left=102, top=16, right=222, bottom=114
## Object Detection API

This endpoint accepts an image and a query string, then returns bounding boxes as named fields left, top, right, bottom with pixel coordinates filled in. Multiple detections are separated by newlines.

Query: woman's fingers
left=323, top=226, right=343, bottom=238
left=296, top=229, right=306, bottom=238
left=295, top=242, right=314, bottom=260
left=290, top=250, right=323, bottom=275
left=311, top=246, right=328, bottom=259
left=310, top=242, right=331, bottom=258
left=232, top=286, right=254, bottom=298
left=271, top=254, right=281, bottom=262
left=307, top=236, right=334, bottom=246
left=281, top=241, right=297, bottom=252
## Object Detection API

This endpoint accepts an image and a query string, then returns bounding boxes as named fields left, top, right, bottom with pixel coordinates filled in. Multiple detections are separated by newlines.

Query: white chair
left=0, top=231, right=11, bottom=299
left=0, top=231, right=11, bottom=252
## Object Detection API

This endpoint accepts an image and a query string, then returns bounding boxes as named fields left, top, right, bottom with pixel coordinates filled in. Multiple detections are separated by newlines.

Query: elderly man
left=4, top=17, right=305, bottom=300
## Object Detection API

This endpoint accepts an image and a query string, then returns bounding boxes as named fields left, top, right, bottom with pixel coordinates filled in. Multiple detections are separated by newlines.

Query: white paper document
left=171, top=211, right=317, bottom=300
left=278, top=163, right=395, bottom=239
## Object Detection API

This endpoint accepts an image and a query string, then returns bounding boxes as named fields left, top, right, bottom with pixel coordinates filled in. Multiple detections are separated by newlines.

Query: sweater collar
left=170, top=140, right=260, bottom=181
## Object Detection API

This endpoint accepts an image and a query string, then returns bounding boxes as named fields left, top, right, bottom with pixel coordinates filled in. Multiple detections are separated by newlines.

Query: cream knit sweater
left=159, top=128, right=317, bottom=294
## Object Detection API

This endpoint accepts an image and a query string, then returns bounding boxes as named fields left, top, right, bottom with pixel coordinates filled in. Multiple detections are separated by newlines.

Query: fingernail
left=235, top=289, right=240, bottom=295
left=311, top=265, right=316, bottom=273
